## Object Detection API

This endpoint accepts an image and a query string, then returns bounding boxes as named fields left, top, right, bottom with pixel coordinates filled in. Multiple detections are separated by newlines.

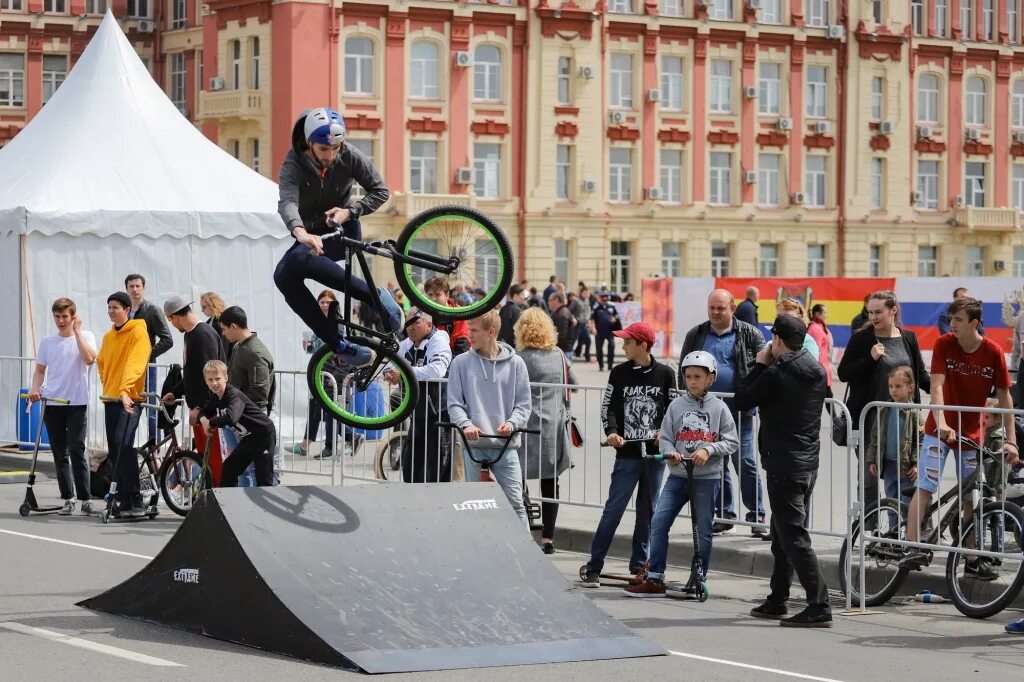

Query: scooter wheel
left=579, top=565, right=589, bottom=581
left=18, top=502, right=31, bottom=517
left=147, top=511, right=158, bottom=519
left=697, top=581, right=709, bottom=603
left=101, top=510, right=111, bottom=524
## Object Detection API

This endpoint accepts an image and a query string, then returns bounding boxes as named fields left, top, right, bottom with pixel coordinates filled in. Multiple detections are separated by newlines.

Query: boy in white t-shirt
left=27, top=298, right=97, bottom=515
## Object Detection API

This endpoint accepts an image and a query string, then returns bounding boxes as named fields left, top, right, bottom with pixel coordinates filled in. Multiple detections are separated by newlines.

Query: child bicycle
left=840, top=435, right=1024, bottom=618
left=306, top=206, right=513, bottom=432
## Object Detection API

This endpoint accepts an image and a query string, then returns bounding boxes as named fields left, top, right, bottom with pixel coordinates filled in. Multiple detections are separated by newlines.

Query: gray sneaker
left=58, top=499, right=75, bottom=515
left=80, top=500, right=94, bottom=515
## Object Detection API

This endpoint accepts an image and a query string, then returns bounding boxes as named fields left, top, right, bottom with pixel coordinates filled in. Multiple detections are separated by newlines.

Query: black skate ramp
left=79, top=483, right=664, bottom=673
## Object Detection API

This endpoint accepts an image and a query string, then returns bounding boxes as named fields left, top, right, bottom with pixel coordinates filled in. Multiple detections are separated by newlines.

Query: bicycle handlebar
left=435, top=421, right=540, bottom=465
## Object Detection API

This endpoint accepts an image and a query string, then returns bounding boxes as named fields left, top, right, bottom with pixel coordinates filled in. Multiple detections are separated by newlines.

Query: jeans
left=103, top=401, right=142, bottom=502
left=587, top=457, right=665, bottom=574
left=42, top=405, right=89, bottom=501
left=221, top=431, right=275, bottom=487
left=646, top=475, right=720, bottom=581
left=462, top=448, right=529, bottom=527
left=144, top=365, right=158, bottom=442
left=595, top=332, right=615, bottom=370
left=574, top=324, right=591, bottom=361
left=915, top=434, right=977, bottom=495
left=765, top=470, right=830, bottom=611
left=717, top=411, right=765, bottom=522
left=273, top=219, right=372, bottom=349
left=880, top=459, right=914, bottom=506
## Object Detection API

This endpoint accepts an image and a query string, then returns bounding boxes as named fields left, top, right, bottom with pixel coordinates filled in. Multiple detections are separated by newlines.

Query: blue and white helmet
left=304, top=107, right=346, bottom=147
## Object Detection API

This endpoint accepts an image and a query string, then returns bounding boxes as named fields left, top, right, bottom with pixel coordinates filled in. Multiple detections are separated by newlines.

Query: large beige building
left=6, top=1, right=1024, bottom=289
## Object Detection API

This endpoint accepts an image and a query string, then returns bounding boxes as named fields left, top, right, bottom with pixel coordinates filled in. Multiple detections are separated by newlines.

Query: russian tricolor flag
left=896, top=278, right=1022, bottom=354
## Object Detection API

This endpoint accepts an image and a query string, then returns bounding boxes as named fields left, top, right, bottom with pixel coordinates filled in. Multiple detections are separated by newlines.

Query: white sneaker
left=58, top=499, right=75, bottom=515
left=80, top=500, right=93, bottom=515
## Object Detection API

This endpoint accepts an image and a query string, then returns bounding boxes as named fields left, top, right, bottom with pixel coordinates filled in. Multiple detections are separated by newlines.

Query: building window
left=345, top=37, right=374, bottom=96
left=229, top=39, right=241, bottom=90
left=554, top=240, right=571, bottom=285
left=709, top=0, right=733, bottom=20
left=869, top=245, right=882, bottom=277
left=962, top=0, right=974, bottom=40
left=965, top=161, right=986, bottom=207
left=610, top=241, right=632, bottom=294
left=474, top=45, right=502, bottom=101
left=661, top=0, right=683, bottom=16
left=347, top=139, right=373, bottom=196
left=871, top=77, right=883, bottom=121
left=1011, top=0, right=1020, bottom=42
left=965, top=245, right=985, bottom=276
left=709, top=152, right=732, bottom=206
left=0, top=54, right=25, bottom=107
left=1014, top=246, right=1024, bottom=276
left=230, top=139, right=240, bottom=159
left=709, top=59, right=732, bottom=113
left=2, top=0, right=24, bottom=8
left=660, top=56, right=683, bottom=111
left=170, top=52, right=186, bottom=114
left=473, top=143, right=501, bottom=199
left=757, top=153, right=780, bottom=206
left=917, top=160, right=940, bottom=210
left=758, top=62, right=781, bottom=115
left=249, top=38, right=260, bottom=89
left=196, top=48, right=202, bottom=95
left=1012, top=164, right=1024, bottom=212
left=41, top=54, right=66, bottom=104
left=411, top=41, right=440, bottom=99
left=44, top=0, right=66, bottom=11
left=806, top=66, right=827, bottom=118
left=965, top=76, right=986, bottom=125
left=608, top=0, right=633, bottom=13
left=711, top=242, right=731, bottom=276
left=250, top=138, right=260, bottom=174
left=609, top=147, right=632, bottom=202
left=805, top=156, right=827, bottom=207
left=660, top=148, right=682, bottom=203
left=760, top=0, right=782, bottom=23
left=557, top=56, right=572, bottom=105
left=937, top=0, right=949, bottom=36
left=661, top=242, right=682, bottom=277
left=983, top=0, right=994, bottom=40
left=872, top=0, right=884, bottom=23
left=85, top=0, right=107, bottom=13
left=918, top=74, right=940, bottom=123
left=410, top=140, right=438, bottom=194
left=918, top=246, right=938, bottom=277
left=807, top=244, right=826, bottom=277
left=870, top=158, right=884, bottom=209
left=556, top=145, right=572, bottom=200
left=610, top=53, right=633, bottom=108
left=759, top=243, right=780, bottom=277
left=127, top=0, right=149, bottom=18
left=1013, top=81, right=1024, bottom=128
left=171, top=0, right=185, bottom=28
left=807, top=0, right=830, bottom=27
left=911, top=0, right=924, bottom=34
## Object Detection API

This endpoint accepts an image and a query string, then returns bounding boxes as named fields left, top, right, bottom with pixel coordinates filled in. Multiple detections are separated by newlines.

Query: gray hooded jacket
left=659, top=391, right=739, bottom=480
left=447, top=342, right=532, bottom=450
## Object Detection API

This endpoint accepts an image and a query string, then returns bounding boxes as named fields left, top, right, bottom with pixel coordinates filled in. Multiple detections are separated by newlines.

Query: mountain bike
left=307, top=205, right=513, bottom=430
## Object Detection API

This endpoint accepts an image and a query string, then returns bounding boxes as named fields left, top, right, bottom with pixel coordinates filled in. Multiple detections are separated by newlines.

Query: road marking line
left=0, top=622, right=184, bottom=667
left=0, top=528, right=154, bottom=560
left=669, top=650, right=844, bottom=682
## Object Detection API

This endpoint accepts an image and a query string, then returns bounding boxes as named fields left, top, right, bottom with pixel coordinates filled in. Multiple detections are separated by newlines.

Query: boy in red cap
left=579, top=322, right=677, bottom=587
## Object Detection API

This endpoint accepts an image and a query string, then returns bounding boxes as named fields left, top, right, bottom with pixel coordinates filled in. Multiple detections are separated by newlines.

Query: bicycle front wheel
left=158, top=450, right=207, bottom=516
left=374, top=431, right=407, bottom=480
left=839, top=498, right=911, bottom=607
left=394, top=205, right=514, bottom=320
left=307, top=339, right=418, bottom=430
left=945, top=500, right=1024, bottom=618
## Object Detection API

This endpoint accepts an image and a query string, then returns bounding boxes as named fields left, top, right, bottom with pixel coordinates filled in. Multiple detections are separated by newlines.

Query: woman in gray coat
left=515, top=307, right=578, bottom=554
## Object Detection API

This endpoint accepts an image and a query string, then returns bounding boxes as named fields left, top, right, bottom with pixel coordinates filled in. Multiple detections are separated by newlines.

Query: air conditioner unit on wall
left=137, top=20, right=155, bottom=33
left=609, top=111, right=626, bottom=124
left=777, top=117, right=793, bottom=131
left=878, top=120, right=894, bottom=135
left=995, top=259, right=1007, bottom=272
left=747, top=0, right=762, bottom=9
left=814, top=121, right=831, bottom=134
left=744, top=170, right=757, bottom=184
left=827, top=25, right=844, bottom=40
left=792, top=191, right=807, bottom=204
left=744, top=85, right=758, bottom=99
left=917, top=126, right=934, bottom=139
left=966, top=128, right=981, bottom=140
left=455, top=167, right=473, bottom=184
left=647, top=89, right=660, bottom=102
left=582, top=180, right=598, bottom=193
left=579, top=65, right=595, bottom=79
left=912, top=191, right=922, bottom=204
left=1014, top=131, right=1024, bottom=144
left=954, top=194, right=966, bottom=207
left=209, top=76, right=225, bottom=91
left=454, top=51, right=473, bottom=68
left=646, top=187, right=661, bottom=200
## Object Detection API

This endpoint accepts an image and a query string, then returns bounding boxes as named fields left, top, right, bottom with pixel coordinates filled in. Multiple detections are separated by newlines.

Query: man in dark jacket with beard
left=735, top=315, right=830, bottom=628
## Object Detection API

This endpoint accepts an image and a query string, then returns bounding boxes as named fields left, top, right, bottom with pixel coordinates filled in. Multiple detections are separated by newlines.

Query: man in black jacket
left=734, top=286, right=759, bottom=326
left=736, top=315, right=830, bottom=628
left=548, top=292, right=576, bottom=358
left=591, top=292, right=620, bottom=371
left=498, top=284, right=526, bottom=347
left=125, top=273, right=173, bottom=442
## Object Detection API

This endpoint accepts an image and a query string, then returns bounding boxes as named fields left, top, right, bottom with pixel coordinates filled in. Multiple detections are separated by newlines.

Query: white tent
left=0, top=12, right=310, bottom=445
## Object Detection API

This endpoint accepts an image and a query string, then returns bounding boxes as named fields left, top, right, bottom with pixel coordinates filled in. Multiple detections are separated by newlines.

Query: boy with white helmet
left=624, top=350, right=739, bottom=598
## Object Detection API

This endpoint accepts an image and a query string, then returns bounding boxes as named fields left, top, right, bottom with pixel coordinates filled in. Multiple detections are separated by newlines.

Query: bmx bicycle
left=306, top=205, right=513, bottom=431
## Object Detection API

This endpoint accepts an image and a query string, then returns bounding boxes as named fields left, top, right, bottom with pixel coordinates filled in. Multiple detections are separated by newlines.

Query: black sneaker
left=712, top=521, right=736, bottom=535
left=780, top=608, right=833, bottom=628
left=750, top=521, right=769, bottom=538
left=579, top=565, right=600, bottom=588
left=750, top=601, right=788, bottom=619
left=542, top=542, right=555, bottom=555
left=965, top=559, right=999, bottom=581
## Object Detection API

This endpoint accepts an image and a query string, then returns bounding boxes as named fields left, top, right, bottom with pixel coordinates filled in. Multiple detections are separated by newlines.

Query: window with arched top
left=1013, top=80, right=1024, bottom=128
left=410, top=41, right=440, bottom=99
left=917, top=73, right=940, bottom=123
left=965, top=76, right=987, bottom=125
left=473, top=45, right=502, bottom=101
left=344, top=37, right=375, bottom=95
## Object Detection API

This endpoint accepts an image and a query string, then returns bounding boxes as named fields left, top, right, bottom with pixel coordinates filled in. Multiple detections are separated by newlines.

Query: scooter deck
left=599, top=573, right=643, bottom=586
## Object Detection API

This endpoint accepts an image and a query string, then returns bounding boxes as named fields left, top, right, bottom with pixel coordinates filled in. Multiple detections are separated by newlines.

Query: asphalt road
left=0, top=476, right=1021, bottom=682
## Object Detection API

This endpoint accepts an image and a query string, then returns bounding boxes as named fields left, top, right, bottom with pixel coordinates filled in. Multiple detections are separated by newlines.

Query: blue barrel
left=351, top=382, right=386, bottom=441
left=16, top=388, right=50, bottom=451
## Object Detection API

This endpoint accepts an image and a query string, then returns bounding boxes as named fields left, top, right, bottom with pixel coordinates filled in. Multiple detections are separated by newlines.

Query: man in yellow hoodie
left=96, top=292, right=151, bottom=514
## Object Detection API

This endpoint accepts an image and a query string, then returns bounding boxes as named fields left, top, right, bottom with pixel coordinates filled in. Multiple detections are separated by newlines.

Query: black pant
left=43, top=405, right=89, bottom=501
left=765, top=470, right=830, bottom=612
left=104, top=401, right=142, bottom=502
left=305, top=397, right=357, bottom=452
left=540, top=477, right=560, bottom=539
left=402, top=403, right=451, bottom=483
left=221, top=430, right=275, bottom=487
left=595, top=332, right=615, bottom=370
left=574, top=324, right=591, bottom=361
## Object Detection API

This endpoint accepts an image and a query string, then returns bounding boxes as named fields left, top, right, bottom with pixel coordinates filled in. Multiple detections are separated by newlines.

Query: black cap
left=107, top=291, right=131, bottom=309
left=770, top=314, right=807, bottom=350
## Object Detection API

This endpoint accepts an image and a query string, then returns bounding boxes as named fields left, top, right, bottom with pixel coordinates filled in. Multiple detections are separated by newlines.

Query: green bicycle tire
left=394, top=205, right=514, bottom=321
left=307, top=340, right=418, bottom=430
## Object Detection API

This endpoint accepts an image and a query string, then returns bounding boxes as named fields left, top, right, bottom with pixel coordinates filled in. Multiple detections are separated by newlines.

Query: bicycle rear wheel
left=158, top=450, right=208, bottom=516
left=394, top=205, right=513, bottom=320
left=374, top=431, right=407, bottom=480
left=945, top=500, right=1024, bottom=618
left=839, top=498, right=911, bottom=607
left=307, top=339, right=418, bottom=430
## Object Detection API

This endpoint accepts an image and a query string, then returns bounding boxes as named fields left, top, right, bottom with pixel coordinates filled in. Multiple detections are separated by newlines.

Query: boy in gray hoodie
left=447, top=309, right=533, bottom=526
left=625, top=350, right=739, bottom=597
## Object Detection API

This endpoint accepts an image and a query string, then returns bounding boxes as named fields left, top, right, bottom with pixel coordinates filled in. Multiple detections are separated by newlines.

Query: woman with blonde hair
left=775, top=297, right=818, bottom=356
left=200, top=291, right=229, bottom=355
left=514, top=307, right=577, bottom=554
